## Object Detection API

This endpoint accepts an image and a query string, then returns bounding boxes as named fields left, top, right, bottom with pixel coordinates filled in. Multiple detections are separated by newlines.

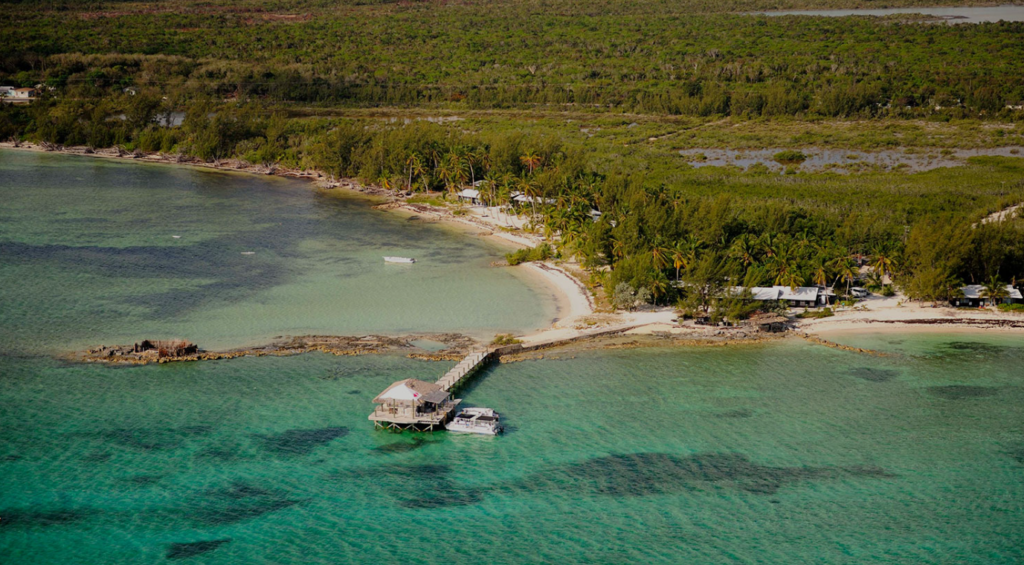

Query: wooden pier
left=435, top=349, right=493, bottom=392
left=370, top=324, right=645, bottom=430
left=368, top=348, right=495, bottom=430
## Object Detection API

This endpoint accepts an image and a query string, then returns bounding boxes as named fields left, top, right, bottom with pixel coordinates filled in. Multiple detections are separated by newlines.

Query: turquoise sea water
left=2, top=152, right=1024, bottom=563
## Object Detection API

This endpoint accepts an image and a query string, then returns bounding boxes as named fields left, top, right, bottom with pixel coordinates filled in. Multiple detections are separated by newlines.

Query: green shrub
left=796, top=307, right=834, bottom=319
left=773, top=150, right=808, bottom=165
left=407, top=194, right=446, bottom=207
left=505, top=244, right=552, bottom=266
left=997, top=303, right=1024, bottom=313
left=491, top=334, right=522, bottom=345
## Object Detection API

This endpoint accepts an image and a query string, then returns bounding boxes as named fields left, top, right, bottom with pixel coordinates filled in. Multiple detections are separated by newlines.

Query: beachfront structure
left=457, top=188, right=482, bottom=205
left=509, top=191, right=556, bottom=208
left=10, top=87, right=37, bottom=99
left=748, top=312, right=789, bottom=332
left=951, top=284, right=1023, bottom=307
left=747, top=286, right=835, bottom=308
left=369, top=378, right=460, bottom=431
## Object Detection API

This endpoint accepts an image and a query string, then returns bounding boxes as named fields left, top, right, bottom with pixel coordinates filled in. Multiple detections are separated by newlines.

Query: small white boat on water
left=447, top=407, right=503, bottom=435
left=384, top=256, right=416, bottom=264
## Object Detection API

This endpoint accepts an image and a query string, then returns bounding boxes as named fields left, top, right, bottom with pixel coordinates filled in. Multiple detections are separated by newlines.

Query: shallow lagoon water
left=2, top=152, right=1024, bottom=563
left=0, top=150, right=556, bottom=353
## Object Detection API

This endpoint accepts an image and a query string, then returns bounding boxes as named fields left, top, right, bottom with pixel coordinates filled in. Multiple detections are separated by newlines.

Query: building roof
left=373, top=379, right=449, bottom=404
left=457, top=188, right=480, bottom=199
left=778, top=286, right=821, bottom=301
left=961, top=284, right=1022, bottom=300
left=750, top=287, right=782, bottom=301
left=512, top=193, right=555, bottom=205
left=14, top=87, right=35, bottom=92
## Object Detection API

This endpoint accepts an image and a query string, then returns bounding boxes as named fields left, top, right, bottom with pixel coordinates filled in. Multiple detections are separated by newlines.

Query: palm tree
left=612, top=238, right=626, bottom=260
left=496, top=174, right=514, bottom=225
left=670, top=242, right=688, bottom=283
left=729, top=234, right=757, bottom=267
left=466, top=148, right=488, bottom=187
left=650, top=271, right=670, bottom=306
left=775, top=269, right=805, bottom=290
left=520, top=176, right=542, bottom=226
left=871, top=247, right=895, bottom=283
left=406, top=153, right=423, bottom=192
left=520, top=151, right=542, bottom=175
left=830, top=257, right=858, bottom=298
left=811, top=260, right=828, bottom=288
left=980, top=276, right=1009, bottom=307
left=771, top=242, right=804, bottom=289
left=758, top=233, right=778, bottom=259
left=651, top=240, right=671, bottom=271
left=438, top=151, right=468, bottom=197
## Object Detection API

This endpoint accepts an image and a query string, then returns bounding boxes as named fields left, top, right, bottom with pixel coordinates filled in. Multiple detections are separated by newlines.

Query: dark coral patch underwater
left=0, top=508, right=88, bottom=528
left=847, top=367, right=899, bottom=383
left=166, top=539, right=231, bottom=560
left=253, top=426, right=349, bottom=456
left=394, top=452, right=897, bottom=509
left=926, top=385, right=998, bottom=400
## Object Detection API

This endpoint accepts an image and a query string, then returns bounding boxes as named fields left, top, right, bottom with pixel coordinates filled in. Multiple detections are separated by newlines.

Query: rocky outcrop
left=73, top=333, right=477, bottom=366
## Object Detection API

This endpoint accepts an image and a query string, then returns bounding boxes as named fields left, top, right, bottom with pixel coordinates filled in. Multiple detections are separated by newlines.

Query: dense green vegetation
left=3, top=0, right=1024, bottom=117
left=2, top=0, right=1024, bottom=317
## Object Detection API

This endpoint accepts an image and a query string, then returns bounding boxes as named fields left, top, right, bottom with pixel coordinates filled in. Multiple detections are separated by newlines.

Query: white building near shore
left=742, top=286, right=835, bottom=308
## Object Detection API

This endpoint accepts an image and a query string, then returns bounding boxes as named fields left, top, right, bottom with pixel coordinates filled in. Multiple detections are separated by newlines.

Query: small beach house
left=11, top=87, right=37, bottom=99
left=748, top=312, right=789, bottom=332
left=744, top=286, right=834, bottom=308
left=369, top=379, right=459, bottom=430
left=952, top=285, right=1023, bottom=307
left=456, top=188, right=482, bottom=205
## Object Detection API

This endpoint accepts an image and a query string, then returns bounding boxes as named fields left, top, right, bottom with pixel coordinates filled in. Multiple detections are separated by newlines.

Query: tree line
left=3, top=1, right=1024, bottom=118
left=5, top=96, right=1021, bottom=319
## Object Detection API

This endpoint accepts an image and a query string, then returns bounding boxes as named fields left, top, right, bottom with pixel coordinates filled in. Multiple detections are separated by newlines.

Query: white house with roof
left=456, top=188, right=482, bottom=205
left=745, top=286, right=835, bottom=308
left=952, top=284, right=1023, bottom=307
left=368, top=378, right=458, bottom=430
left=11, top=87, right=37, bottom=99
left=0, top=86, right=14, bottom=98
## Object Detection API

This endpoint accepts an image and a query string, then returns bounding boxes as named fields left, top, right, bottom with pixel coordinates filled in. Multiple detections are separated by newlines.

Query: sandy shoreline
left=794, top=294, right=1024, bottom=336
left=0, top=142, right=602, bottom=340
left=6, top=142, right=1024, bottom=346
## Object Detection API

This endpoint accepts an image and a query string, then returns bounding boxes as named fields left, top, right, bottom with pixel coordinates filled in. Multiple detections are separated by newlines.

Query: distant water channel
left=2, top=150, right=1023, bottom=564
left=754, top=5, right=1024, bottom=23
left=680, top=146, right=1024, bottom=173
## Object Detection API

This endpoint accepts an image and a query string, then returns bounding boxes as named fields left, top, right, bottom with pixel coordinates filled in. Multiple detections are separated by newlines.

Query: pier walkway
left=436, top=349, right=493, bottom=392
left=370, top=324, right=644, bottom=429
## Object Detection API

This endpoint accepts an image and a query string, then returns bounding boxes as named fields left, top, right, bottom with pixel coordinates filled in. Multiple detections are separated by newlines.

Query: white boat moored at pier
left=447, top=407, right=503, bottom=435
